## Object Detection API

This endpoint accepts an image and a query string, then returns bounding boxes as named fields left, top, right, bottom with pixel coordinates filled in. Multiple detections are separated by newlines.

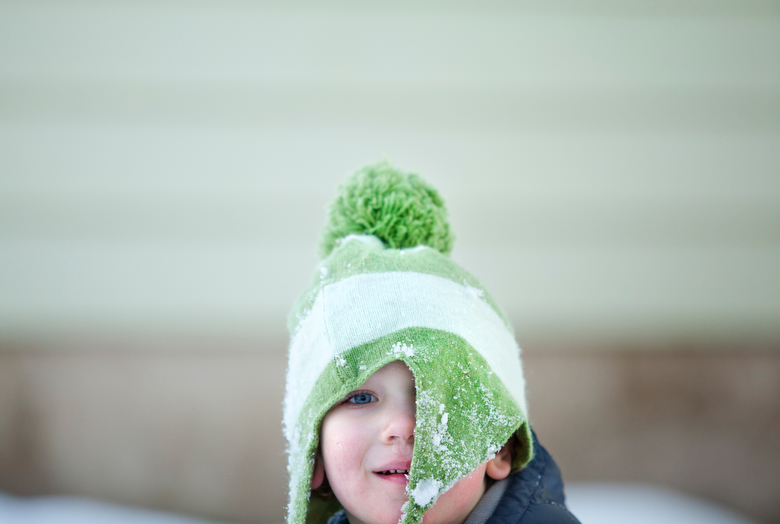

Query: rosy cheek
left=322, top=422, right=369, bottom=480
left=450, top=469, right=485, bottom=498
left=324, top=430, right=359, bottom=461
left=444, top=470, right=484, bottom=505
left=422, top=465, right=486, bottom=524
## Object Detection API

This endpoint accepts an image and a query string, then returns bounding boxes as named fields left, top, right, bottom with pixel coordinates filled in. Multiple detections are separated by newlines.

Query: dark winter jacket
left=327, top=433, right=579, bottom=524
left=479, top=433, right=580, bottom=524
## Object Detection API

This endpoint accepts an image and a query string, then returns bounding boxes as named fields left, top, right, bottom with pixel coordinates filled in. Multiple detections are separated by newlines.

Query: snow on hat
left=284, top=161, right=532, bottom=524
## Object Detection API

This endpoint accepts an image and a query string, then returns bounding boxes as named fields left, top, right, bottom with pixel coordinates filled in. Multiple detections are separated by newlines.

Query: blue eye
left=348, top=393, right=377, bottom=404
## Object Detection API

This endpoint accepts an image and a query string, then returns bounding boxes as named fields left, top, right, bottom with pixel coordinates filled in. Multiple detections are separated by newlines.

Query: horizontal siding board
left=1, top=81, right=778, bottom=132
left=0, top=2, right=777, bottom=345
left=1, top=4, right=778, bottom=85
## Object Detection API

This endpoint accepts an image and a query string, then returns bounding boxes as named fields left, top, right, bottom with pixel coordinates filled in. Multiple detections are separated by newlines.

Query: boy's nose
left=381, top=398, right=416, bottom=444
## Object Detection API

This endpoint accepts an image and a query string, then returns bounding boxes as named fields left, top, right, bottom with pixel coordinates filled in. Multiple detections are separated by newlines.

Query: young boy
left=284, top=162, right=579, bottom=524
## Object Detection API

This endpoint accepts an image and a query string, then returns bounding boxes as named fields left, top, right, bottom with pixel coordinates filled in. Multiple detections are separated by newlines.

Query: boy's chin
left=339, top=479, right=409, bottom=524
left=345, top=504, right=404, bottom=524
left=345, top=472, right=486, bottom=524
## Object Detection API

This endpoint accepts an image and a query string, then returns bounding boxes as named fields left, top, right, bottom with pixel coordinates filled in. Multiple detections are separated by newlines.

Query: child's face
left=316, top=361, right=489, bottom=524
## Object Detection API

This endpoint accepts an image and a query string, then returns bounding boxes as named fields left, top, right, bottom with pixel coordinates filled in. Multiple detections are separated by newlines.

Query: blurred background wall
left=0, top=1, right=778, bottom=523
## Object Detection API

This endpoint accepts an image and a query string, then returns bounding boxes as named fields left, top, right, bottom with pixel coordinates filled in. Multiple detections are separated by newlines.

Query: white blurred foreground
left=565, top=483, right=758, bottom=524
left=0, top=483, right=757, bottom=524
left=0, top=492, right=231, bottom=524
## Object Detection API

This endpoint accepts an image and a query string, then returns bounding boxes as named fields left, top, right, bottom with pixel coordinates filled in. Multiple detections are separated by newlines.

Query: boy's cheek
left=421, top=465, right=487, bottom=524
left=321, top=420, right=373, bottom=483
left=322, top=421, right=370, bottom=460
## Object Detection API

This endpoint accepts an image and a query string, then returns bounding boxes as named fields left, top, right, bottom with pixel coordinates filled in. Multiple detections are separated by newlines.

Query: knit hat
left=284, top=161, right=532, bottom=524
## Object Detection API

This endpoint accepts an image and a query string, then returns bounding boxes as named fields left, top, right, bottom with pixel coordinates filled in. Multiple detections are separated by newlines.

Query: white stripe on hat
left=283, top=271, right=527, bottom=439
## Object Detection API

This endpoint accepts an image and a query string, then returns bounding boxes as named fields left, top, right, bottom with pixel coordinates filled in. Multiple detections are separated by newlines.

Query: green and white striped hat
left=284, top=162, right=532, bottom=524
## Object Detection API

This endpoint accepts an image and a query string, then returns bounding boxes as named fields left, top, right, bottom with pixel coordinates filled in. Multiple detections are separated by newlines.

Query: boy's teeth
left=383, top=469, right=408, bottom=474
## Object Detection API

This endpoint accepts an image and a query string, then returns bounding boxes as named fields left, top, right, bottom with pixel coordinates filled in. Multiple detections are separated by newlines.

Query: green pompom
left=320, top=161, right=455, bottom=258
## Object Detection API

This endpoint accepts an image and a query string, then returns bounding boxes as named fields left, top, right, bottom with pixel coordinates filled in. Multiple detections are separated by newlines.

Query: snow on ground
left=0, top=483, right=757, bottom=524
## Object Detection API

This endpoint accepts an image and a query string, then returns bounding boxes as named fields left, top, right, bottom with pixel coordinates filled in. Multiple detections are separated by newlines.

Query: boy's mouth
left=374, top=467, right=411, bottom=485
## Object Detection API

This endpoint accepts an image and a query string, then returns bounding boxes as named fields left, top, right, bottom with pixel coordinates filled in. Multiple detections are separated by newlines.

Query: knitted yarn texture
left=284, top=162, right=531, bottom=524
left=319, top=162, right=454, bottom=259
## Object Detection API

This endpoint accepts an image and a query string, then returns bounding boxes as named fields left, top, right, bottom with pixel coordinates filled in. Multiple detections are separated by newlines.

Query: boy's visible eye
left=347, top=392, right=377, bottom=405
